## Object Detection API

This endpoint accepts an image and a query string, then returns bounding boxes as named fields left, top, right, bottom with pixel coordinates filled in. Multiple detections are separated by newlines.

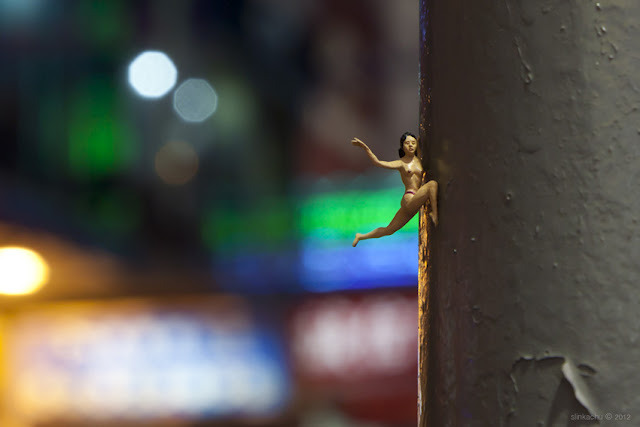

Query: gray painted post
left=418, top=0, right=640, bottom=425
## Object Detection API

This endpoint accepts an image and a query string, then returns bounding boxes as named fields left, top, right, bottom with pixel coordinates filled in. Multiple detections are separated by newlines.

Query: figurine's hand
left=351, top=137, right=365, bottom=148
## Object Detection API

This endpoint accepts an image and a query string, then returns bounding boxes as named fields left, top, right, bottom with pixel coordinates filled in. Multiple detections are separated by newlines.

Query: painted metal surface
left=419, top=0, right=640, bottom=424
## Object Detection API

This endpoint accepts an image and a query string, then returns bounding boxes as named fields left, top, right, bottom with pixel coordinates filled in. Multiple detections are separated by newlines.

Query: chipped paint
left=513, top=357, right=598, bottom=406
left=562, top=358, right=599, bottom=417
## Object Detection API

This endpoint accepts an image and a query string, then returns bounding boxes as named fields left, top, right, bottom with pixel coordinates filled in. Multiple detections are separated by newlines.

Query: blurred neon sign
left=298, top=187, right=418, bottom=239
left=300, top=233, right=418, bottom=292
left=291, top=292, right=418, bottom=380
left=297, top=178, right=419, bottom=291
left=208, top=175, right=420, bottom=292
left=2, top=298, right=289, bottom=424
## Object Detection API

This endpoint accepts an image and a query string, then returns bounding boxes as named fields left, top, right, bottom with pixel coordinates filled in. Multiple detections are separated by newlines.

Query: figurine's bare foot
left=429, top=211, right=438, bottom=227
left=352, top=233, right=362, bottom=247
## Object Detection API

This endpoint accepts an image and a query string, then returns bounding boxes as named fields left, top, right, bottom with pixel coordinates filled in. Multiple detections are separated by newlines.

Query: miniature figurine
left=351, top=132, right=438, bottom=247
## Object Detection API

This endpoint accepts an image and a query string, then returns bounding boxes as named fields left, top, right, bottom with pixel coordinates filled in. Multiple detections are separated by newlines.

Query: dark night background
left=0, top=1, right=421, bottom=425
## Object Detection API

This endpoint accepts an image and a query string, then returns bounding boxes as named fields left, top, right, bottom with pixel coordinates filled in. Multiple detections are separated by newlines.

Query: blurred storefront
left=0, top=292, right=418, bottom=426
left=0, top=0, right=421, bottom=425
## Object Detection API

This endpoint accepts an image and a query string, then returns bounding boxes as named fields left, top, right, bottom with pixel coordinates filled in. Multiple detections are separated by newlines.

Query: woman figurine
left=351, top=132, right=438, bottom=247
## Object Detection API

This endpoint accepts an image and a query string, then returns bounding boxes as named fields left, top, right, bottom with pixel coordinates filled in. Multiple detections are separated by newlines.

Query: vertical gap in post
left=418, top=0, right=434, bottom=426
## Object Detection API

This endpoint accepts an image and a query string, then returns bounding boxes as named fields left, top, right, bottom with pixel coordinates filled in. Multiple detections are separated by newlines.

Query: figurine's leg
left=352, top=207, right=412, bottom=247
left=406, top=180, right=438, bottom=226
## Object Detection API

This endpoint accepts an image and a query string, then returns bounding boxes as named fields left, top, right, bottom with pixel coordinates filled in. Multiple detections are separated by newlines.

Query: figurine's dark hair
left=398, top=132, right=418, bottom=157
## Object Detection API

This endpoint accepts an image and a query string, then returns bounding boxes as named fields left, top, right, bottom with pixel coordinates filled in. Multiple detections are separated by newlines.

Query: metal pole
left=418, top=0, right=640, bottom=424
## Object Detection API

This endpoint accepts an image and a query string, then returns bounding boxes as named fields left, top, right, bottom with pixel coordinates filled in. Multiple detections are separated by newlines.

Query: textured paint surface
left=419, top=0, right=640, bottom=425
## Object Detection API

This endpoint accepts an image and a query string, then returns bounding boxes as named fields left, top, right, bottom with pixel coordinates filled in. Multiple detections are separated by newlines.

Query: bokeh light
left=0, top=247, right=49, bottom=295
left=0, top=0, right=43, bottom=27
left=211, top=77, right=258, bottom=142
left=154, top=141, right=199, bottom=186
left=68, top=79, right=139, bottom=178
left=173, top=78, right=218, bottom=122
left=127, top=51, right=177, bottom=98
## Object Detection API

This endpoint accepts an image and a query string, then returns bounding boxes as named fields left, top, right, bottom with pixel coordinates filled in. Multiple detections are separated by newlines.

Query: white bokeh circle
left=173, top=78, right=218, bottom=122
left=128, top=51, right=178, bottom=99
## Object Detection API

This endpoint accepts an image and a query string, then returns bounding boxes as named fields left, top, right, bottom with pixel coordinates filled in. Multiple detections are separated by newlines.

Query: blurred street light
left=0, top=247, right=49, bottom=295
left=154, top=140, right=199, bottom=186
left=173, top=78, right=218, bottom=122
left=127, top=51, right=177, bottom=99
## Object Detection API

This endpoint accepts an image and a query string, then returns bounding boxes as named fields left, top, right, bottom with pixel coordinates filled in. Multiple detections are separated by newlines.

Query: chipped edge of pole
left=418, top=0, right=434, bottom=425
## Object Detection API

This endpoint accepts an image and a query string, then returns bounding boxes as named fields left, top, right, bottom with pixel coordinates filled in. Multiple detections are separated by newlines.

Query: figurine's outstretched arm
left=351, top=138, right=402, bottom=170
